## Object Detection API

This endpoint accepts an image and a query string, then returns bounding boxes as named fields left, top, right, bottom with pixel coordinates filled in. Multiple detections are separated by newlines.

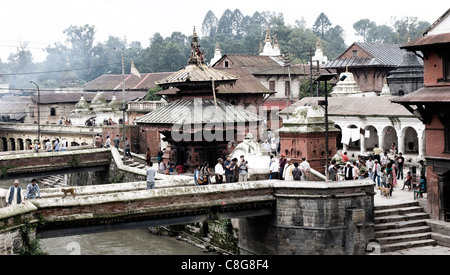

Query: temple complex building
left=392, top=8, right=450, bottom=221
left=324, top=42, right=423, bottom=95
left=279, top=71, right=425, bottom=163
left=136, top=29, right=264, bottom=168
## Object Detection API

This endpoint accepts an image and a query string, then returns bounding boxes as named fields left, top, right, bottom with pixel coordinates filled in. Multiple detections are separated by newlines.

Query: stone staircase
left=124, top=159, right=147, bottom=170
left=374, top=201, right=437, bottom=253
left=40, top=175, right=67, bottom=188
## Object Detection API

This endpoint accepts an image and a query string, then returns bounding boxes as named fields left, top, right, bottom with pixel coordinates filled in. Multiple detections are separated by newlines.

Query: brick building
left=393, top=8, right=450, bottom=221
left=325, top=42, right=422, bottom=94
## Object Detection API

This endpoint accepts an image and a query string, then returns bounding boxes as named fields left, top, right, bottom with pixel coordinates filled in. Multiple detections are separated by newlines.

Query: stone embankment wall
left=0, top=203, right=38, bottom=255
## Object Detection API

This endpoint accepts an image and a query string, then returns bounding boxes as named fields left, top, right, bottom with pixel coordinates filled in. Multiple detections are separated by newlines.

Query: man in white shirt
left=381, top=152, right=389, bottom=167
left=6, top=180, right=25, bottom=206
left=269, top=158, right=279, bottom=180
left=215, top=158, right=225, bottom=184
left=300, top=158, right=311, bottom=181
left=45, top=140, right=52, bottom=152
left=146, top=162, right=156, bottom=190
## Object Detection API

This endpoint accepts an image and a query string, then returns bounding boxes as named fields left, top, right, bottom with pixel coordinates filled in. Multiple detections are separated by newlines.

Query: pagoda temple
left=136, top=29, right=264, bottom=168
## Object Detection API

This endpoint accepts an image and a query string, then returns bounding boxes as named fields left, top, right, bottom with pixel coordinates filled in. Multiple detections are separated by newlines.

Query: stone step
left=136, top=164, right=146, bottom=169
left=375, top=226, right=431, bottom=238
left=375, top=206, right=425, bottom=217
left=374, top=212, right=430, bottom=224
left=128, top=162, right=140, bottom=167
left=377, top=232, right=433, bottom=245
left=380, top=239, right=437, bottom=253
left=374, top=219, right=429, bottom=231
left=374, top=201, right=419, bottom=211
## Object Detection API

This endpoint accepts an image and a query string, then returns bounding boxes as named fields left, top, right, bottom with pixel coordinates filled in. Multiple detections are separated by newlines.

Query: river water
left=1, top=179, right=218, bottom=256
left=40, top=228, right=219, bottom=255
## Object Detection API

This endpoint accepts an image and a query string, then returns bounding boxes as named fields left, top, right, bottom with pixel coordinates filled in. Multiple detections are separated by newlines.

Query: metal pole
left=122, top=51, right=127, bottom=162
left=325, top=80, right=329, bottom=179
left=309, top=48, right=313, bottom=97
left=30, top=81, right=40, bottom=148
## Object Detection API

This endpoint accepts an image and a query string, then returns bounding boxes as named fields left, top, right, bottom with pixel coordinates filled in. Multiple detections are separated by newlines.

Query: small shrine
left=330, top=71, right=365, bottom=97
left=259, top=28, right=281, bottom=56
left=386, top=50, right=424, bottom=96
left=311, top=39, right=328, bottom=66
left=278, top=106, right=340, bottom=172
left=209, top=42, right=222, bottom=66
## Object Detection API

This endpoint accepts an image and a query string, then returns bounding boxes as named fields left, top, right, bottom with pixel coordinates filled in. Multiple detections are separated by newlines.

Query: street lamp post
left=316, top=73, right=337, bottom=179
left=30, top=81, right=40, bottom=148
left=121, top=51, right=127, bottom=162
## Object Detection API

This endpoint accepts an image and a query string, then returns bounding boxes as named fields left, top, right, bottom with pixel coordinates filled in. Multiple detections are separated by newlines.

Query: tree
left=6, top=41, right=36, bottom=88
left=201, top=10, right=218, bottom=37
left=313, top=13, right=332, bottom=39
left=353, top=19, right=376, bottom=42
left=217, top=9, right=234, bottom=37
left=367, top=24, right=395, bottom=43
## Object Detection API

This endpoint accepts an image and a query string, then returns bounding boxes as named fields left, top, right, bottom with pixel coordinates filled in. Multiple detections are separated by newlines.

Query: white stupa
left=330, top=71, right=365, bottom=97
left=209, top=42, right=222, bottom=66
left=311, top=39, right=328, bottom=66
left=259, top=28, right=281, bottom=56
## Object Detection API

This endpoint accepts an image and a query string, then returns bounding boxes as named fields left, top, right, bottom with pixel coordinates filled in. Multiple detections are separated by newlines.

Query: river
left=1, top=179, right=219, bottom=256
left=40, top=228, right=219, bottom=255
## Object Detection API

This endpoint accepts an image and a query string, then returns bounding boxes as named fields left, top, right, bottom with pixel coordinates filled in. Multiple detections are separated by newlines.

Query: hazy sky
left=0, top=0, right=445, bottom=62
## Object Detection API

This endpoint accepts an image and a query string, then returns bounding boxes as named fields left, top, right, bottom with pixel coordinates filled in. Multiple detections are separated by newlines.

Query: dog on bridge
left=62, top=188, right=76, bottom=199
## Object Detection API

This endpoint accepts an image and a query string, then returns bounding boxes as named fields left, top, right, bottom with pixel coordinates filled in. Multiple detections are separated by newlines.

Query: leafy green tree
left=353, top=19, right=376, bottom=42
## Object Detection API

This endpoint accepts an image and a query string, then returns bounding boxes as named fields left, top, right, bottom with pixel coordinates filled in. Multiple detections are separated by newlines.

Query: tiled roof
left=155, top=64, right=238, bottom=88
left=32, top=91, right=147, bottom=104
left=392, top=86, right=450, bottom=104
left=135, top=98, right=263, bottom=125
left=0, top=102, right=28, bottom=121
left=157, top=67, right=273, bottom=95
left=325, top=43, right=421, bottom=68
left=84, top=72, right=174, bottom=91
left=213, top=55, right=309, bottom=75
left=280, top=96, right=413, bottom=117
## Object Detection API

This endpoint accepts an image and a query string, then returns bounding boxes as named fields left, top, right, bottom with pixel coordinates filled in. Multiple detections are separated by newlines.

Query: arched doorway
left=402, top=127, right=419, bottom=154
left=346, top=125, right=360, bottom=151
left=383, top=126, right=398, bottom=154
left=1, top=137, right=7, bottom=151
left=364, top=126, right=379, bottom=151
left=335, top=125, right=343, bottom=150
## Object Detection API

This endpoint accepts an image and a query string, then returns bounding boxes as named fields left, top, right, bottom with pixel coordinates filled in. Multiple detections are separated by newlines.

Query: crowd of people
left=332, top=148, right=427, bottom=198
left=31, top=138, right=68, bottom=153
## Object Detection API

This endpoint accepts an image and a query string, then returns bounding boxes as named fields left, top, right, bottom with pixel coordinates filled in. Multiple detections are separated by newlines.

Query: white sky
left=0, top=0, right=446, bottom=62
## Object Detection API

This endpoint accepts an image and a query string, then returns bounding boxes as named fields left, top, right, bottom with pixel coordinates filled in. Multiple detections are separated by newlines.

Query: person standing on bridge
left=238, top=155, right=249, bottom=182
left=5, top=179, right=25, bottom=207
left=60, top=138, right=67, bottom=152
left=215, top=158, right=224, bottom=184
left=25, top=179, right=41, bottom=200
left=114, top=135, right=120, bottom=149
left=125, top=138, right=132, bottom=158
left=146, top=162, right=156, bottom=190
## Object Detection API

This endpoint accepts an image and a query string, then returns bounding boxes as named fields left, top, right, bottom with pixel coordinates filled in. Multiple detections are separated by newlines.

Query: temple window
left=50, top=108, right=56, bottom=116
left=444, top=54, right=450, bottom=82
left=445, top=114, right=450, bottom=153
left=269, top=81, right=275, bottom=91
left=352, top=50, right=358, bottom=58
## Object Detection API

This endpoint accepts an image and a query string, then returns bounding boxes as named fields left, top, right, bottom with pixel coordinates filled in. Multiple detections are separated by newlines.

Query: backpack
left=293, top=167, right=302, bottom=180
left=197, top=166, right=209, bottom=185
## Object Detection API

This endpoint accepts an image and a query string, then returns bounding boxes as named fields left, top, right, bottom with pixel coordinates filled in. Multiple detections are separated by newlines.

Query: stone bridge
left=0, top=147, right=111, bottom=179
left=1, top=177, right=375, bottom=255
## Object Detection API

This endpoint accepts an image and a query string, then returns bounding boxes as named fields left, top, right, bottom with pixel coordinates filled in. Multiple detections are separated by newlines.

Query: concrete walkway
left=374, top=179, right=450, bottom=255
